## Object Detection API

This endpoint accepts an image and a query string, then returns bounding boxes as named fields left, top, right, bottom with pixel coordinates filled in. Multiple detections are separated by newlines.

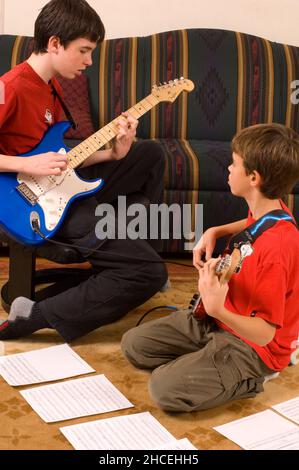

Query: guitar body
left=191, top=249, right=246, bottom=319
left=0, top=122, right=104, bottom=245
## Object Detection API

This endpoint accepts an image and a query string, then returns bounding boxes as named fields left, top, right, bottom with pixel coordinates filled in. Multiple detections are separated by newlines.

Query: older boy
left=0, top=0, right=167, bottom=342
left=121, top=123, right=299, bottom=412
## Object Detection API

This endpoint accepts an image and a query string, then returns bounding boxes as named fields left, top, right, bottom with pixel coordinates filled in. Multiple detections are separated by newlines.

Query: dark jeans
left=39, top=140, right=168, bottom=341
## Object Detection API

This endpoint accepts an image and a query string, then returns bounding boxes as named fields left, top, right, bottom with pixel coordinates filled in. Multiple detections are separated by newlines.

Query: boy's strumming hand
left=198, top=257, right=228, bottom=318
left=111, top=112, right=139, bottom=160
left=20, top=152, right=68, bottom=176
left=193, top=227, right=217, bottom=270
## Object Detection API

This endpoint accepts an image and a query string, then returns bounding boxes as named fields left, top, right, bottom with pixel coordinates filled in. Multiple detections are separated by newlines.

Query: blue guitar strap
left=228, top=209, right=298, bottom=252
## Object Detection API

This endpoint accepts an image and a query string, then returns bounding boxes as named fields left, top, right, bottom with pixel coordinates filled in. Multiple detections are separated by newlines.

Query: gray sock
left=0, top=299, right=50, bottom=340
left=9, top=297, right=35, bottom=321
left=160, top=278, right=171, bottom=292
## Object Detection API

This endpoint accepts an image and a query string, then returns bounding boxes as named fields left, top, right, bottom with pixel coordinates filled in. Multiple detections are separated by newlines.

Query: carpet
left=0, top=258, right=298, bottom=450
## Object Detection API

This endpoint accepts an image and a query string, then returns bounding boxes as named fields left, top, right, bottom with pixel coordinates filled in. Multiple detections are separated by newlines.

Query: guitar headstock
left=151, top=78, right=194, bottom=103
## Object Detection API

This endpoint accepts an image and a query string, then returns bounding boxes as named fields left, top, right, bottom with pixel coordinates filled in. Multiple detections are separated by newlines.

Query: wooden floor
left=0, top=255, right=298, bottom=450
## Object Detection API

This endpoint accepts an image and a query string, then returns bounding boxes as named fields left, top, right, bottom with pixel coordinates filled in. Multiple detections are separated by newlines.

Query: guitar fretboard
left=67, top=93, right=160, bottom=169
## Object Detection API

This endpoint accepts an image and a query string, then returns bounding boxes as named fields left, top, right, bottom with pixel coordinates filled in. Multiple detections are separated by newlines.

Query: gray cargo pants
left=121, top=310, right=275, bottom=412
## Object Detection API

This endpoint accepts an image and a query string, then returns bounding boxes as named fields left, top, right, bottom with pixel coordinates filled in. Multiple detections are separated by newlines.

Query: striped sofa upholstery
left=0, top=30, right=298, bottom=252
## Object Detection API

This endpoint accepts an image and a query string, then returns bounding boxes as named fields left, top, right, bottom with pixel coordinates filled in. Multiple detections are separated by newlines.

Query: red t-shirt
left=0, top=61, right=63, bottom=156
left=217, top=201, right=299, bottom=371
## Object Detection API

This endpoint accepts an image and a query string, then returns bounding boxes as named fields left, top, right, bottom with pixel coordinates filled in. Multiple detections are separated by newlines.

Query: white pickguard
left=17, top=169, right=102, bottom=231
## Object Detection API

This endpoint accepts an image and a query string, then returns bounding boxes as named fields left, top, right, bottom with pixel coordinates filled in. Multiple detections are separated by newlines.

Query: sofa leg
left=1, top=243, right=36, bottom=312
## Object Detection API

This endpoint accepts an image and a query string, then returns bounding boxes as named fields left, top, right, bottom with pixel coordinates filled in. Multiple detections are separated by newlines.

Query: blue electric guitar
left=0, top=78, right=194, bottom=245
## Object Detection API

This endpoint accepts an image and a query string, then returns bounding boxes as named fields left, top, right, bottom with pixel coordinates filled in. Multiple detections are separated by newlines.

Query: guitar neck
left=67, top=93, right=160, bottom=169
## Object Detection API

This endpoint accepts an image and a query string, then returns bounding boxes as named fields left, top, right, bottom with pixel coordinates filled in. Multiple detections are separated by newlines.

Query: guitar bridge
left=16, top=183, right=38, bottom=205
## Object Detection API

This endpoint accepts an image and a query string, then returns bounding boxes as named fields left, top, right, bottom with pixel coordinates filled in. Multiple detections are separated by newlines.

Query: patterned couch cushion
left=139, top=29, right=299, bottom=140
left=85, top=36, right=146, bottom=136
left=158, top=138, right=232, bottom=191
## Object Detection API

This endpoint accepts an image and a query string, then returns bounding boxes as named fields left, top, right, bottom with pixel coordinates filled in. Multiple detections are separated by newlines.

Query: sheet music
left=60, top=412, right=176, bottom=450
left=214, top=409, right=299, bottom=450
left=21, top=375, right=133, bottom=422
left=155, top=438, right=198, bottom=450
left=272, top=397, right=299, bottom=424
left=0, top=344, right=94, bottom=386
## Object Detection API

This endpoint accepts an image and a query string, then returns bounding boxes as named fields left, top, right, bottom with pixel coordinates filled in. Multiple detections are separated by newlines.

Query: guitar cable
left=31, top=219, right=195, bottom=269
left=135, top=305, right=179, bottom=326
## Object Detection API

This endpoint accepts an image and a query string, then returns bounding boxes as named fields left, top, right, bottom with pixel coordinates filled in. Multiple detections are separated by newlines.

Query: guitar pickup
left=16, top=183, right=38, bottom=205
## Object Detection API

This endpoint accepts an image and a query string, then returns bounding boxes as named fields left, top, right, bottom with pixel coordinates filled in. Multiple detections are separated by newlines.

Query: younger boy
left=121, top=123, right=299, bottom=412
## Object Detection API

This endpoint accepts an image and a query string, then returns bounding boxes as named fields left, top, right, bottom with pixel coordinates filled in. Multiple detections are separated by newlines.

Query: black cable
left=136, top=305, right=179, bottom=326
left=32, top=220, right=195, bottom=268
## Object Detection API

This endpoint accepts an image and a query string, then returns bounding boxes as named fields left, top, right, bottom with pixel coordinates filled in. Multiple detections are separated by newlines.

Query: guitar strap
left=228, top=209, right=298, bottom=252
left=51, top=82, right=78, bottom=130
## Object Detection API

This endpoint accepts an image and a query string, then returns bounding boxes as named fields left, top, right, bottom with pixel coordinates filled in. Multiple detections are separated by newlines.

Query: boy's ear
left=47, top=36, right=62, bottom=53
left=250, top=170, right=262, bottom=187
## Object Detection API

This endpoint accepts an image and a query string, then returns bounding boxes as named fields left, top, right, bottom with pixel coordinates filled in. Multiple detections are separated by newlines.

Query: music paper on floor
left=60, top=412, right=177, bottom=450
left=21, top=375, right=133, bottom=422
left=272, top=397, right=299, bottom=425
left=0, top=344, right=94, bottom=386
left=155, top=438, right=198, bottom=450
left=214, top=409, right=299, bottom=450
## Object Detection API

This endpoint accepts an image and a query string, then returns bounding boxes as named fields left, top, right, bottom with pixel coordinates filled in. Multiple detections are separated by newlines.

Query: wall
left=0, top=0, right=4, bottom=34
left=1, top=0, right=299, bottom=46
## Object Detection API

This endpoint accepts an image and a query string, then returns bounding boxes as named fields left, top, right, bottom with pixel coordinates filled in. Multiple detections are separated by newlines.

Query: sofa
left=0, top=29, right=299, bottom=253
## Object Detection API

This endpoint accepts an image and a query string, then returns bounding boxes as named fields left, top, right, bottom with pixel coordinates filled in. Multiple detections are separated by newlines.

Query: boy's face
left=228, top=152, right=252, bottom=197
left=51, top=38, right=97, bottom=79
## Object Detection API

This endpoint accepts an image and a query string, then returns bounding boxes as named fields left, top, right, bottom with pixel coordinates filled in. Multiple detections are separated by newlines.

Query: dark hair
left=33, top=0, right=105, bottom=53
left=232, top=123, right=299, bottom=199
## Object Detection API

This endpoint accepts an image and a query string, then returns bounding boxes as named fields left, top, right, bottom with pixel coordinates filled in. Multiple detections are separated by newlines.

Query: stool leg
left=3, top=243, right=36, bottom=308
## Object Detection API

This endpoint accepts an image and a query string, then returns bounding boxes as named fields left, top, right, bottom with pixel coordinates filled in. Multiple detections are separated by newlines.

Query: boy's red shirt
left=217, top=200, right=299, bottom=371
left=0, top=61, right=63, bottom=156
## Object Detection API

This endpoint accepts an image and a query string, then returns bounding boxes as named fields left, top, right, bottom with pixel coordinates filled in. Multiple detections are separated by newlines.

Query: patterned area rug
left=0, top=258, right=298, bottom=450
